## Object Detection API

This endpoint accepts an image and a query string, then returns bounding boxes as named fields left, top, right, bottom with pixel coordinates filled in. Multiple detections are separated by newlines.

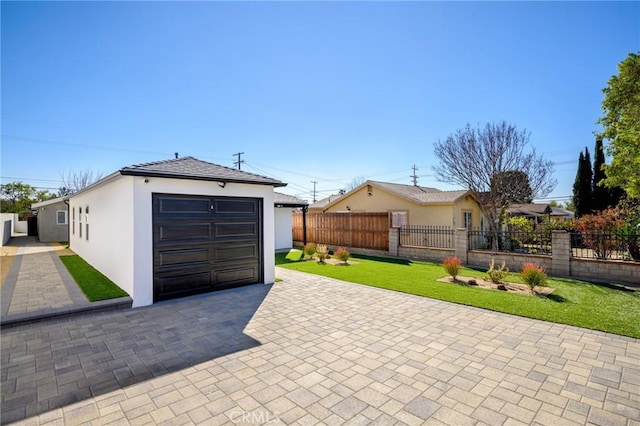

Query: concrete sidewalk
left=1, top=236, right=131, bottom=326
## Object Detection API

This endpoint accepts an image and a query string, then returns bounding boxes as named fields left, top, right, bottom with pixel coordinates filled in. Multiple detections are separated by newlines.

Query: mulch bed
left=437, top=275, right=555, bottom=296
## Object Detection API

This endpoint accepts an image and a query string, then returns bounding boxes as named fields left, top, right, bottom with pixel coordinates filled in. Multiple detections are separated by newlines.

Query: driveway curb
left=0, top=296, right=133, bottom=327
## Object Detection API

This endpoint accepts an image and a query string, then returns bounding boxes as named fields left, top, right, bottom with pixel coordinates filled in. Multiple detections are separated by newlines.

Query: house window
left=72, top=207, right=75, bottom=235
left=463, top=211, right=472, bottom=230
left=79, top=207, right=83, bottom=238
left=391, top=211, right=408, bottom=228
left=56, top=210, right=68, bottom=225
left=85, top=205, right=89, bottom=241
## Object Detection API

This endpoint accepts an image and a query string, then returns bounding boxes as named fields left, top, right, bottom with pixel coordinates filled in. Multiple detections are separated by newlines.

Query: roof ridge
left=122, top=156, right=195, bottom=170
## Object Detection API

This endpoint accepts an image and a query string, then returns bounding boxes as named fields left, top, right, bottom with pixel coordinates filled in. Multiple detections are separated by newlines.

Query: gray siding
left=36, top=201, right=69, bottom=242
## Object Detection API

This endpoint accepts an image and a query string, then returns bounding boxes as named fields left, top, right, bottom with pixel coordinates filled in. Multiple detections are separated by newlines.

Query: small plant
left=303, top=243, right=316, bottom=259
left=335, top=247, right=351, bottom=264
left=486, top=258, right=509, bottom=284
left=442, top=257, right=461, bottom=281
left=521, top=262, right=548, bottom=294
left=316, top=244, right=328, bottom=264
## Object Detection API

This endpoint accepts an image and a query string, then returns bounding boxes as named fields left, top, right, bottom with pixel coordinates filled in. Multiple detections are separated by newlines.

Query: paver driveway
left=2, top=268, right=639, bottom=425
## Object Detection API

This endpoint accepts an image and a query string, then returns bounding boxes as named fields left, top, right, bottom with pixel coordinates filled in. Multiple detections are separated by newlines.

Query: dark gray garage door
left=153, top=193, right=263, bottom=302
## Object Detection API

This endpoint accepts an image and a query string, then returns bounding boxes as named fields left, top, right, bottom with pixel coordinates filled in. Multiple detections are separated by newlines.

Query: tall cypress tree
left=592, top=139, right=609, bottom=211
left=572, top=148, right=593, bottom=217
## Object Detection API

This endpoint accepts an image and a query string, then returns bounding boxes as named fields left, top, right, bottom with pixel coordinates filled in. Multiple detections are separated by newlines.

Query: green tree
left=598, top=52, right=640, bottom=198
left=0, top=182, right=37, bottom=213
left=572, top=148, right=592, bottom=217
left=592, top=139, right=624, bottom=210
left=592, top=139, right=609, bottom=211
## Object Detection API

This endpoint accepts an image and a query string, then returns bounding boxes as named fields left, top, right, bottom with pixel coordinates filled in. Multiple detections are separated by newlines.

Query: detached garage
left=68, top=156, right=285, bottom=307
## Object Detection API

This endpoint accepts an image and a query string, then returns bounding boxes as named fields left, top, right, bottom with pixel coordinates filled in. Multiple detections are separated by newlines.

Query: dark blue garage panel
left=152, top=193, right=263, bottom=302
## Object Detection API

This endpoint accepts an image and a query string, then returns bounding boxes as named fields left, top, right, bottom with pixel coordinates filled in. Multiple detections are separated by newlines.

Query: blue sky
left=2, top=1, right=638, bottom=203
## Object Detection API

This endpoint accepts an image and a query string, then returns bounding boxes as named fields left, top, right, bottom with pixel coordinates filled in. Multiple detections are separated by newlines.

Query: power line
left=233, top=152, right=245, bottom=170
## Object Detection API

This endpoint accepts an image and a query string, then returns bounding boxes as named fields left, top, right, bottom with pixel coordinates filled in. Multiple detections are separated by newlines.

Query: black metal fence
left=468, top=228, right=552, bottom=255
left=400, top=225, right=454, bottom=249
left=571, top=231, right=640, bottom=261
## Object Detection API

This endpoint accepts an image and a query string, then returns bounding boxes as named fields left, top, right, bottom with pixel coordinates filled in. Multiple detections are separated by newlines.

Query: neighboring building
left=68, top=156, right=285, bottom=307
left=312, top=180, right=486, bottom=229
left=31, top=197, right=69, bottom=243
left=274, top=192, right=307, bottom=251
left=506, top=203, right=575, bottom=222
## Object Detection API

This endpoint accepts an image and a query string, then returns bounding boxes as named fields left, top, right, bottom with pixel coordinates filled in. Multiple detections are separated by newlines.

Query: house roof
left=308, top=194, right=343, bottom=210
left=31, top=196, right=67, bottom=209
left=550, top=207, right=575, bottom=218
left=364, top=181, right=469, bottom=204
left=274, top=192, right=307, bottom=207
left=312, top=180, right=471, bottom=212
left=120, top=156, right=286, bottom=187
left=507, top=203, right=552, bottom=217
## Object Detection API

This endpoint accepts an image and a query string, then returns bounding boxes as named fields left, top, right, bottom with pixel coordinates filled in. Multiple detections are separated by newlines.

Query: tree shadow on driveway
left=1, top=283, right=272, bottom=424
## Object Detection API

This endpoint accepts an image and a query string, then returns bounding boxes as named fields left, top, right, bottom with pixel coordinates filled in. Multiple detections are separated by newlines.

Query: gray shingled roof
left=370, top=181, right=468, bottom=204
left=120, top=156, right=285, bottom=187
left=308, top=194, right=343, bottom=210
left=274, top=192, right=307, bottom=207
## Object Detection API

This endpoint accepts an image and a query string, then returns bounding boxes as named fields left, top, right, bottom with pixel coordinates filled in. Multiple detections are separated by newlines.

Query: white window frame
left=56, top=210, right=68, bottom=225
left=463, top=211, right=472, bottom=231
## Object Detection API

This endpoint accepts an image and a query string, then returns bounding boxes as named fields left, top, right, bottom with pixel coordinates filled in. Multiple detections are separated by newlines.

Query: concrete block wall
left=398, top=246, right=454, bottom=262
left=467, top=251, right=553, bottom=274
left=389, top=228, right=639, bottom=284
left=571, top=259, right=640, bottom=284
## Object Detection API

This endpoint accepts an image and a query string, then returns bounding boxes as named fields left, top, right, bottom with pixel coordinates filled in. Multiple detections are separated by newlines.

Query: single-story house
left=274, top=192, right=307, bottom=251
left=310, top=180, right=486, bottom=229
left=31, top=197, right=69, bottom=243
left=68, top=156, right=285, bottom=307
left=506, top=203, right=575, bottom=222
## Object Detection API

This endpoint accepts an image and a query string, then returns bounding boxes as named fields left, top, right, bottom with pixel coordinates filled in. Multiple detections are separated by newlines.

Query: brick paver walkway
left=1, top=237, right=89, bottom=318
left=1, top=267, right=639, bottom=424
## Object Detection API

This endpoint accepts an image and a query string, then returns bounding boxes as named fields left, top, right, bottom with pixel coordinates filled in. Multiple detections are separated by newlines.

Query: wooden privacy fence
left=292, top=212, right=389, bottom=251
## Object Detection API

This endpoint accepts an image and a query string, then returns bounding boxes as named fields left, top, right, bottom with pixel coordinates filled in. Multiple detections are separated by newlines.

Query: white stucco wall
left=69, top=175, right=136, bottom=300
left=69, top=174, right=276, bottom=307
left=275, top=207, right=293, bottom=251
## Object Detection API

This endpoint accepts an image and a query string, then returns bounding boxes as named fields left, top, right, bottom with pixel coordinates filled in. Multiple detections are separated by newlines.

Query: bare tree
left=433, top=121, right=556, bottom=250
left=59, top=169, right=103, bottom=195
left=346, top=176, right=366, bottom=192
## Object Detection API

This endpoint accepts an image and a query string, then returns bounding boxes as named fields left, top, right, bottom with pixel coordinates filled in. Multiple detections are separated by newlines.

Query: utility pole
left=233, top=152, right=245, bottom=170
left=311, top=181, right=318, bottom=203
left=411, top=164, right=419, bottom=186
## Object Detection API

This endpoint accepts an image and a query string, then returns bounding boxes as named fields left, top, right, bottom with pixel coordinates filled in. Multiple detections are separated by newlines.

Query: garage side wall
left=131, top=177, right=276, bottom=307
left=68, top=176, right=135, bottom=298
left=275, top=207, right=293, bottom=251
left=36, top=201, right=69, bottom=243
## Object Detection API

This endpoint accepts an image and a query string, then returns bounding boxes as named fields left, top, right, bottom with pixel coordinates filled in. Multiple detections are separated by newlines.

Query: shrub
left=335, top=247, right=351, bottom=264
left=442, top=257, right=461, bottom=280
left=316, top=244, right=328, bottom=264
left=574, top=208, right=624, bottom=259
left=521, top=262, right=547, bottom=294
left=303, top=243, right=316, bottom=259
left=486, top=258, right=509, bottom=283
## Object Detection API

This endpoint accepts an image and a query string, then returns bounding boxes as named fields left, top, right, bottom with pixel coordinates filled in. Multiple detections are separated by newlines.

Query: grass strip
left=277, top=250, right=640, bottom=338
left=60, top=255, right=129, bottom=301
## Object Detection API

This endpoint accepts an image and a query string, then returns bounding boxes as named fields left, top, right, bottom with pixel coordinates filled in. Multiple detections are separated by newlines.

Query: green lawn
left=276, top=250, right=640, bottom=338
left=60, top=255, right=129, bottom=302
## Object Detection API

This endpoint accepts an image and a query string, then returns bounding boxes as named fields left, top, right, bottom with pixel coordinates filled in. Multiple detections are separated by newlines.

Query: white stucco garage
left=68, top=156, right=285, bottom=307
